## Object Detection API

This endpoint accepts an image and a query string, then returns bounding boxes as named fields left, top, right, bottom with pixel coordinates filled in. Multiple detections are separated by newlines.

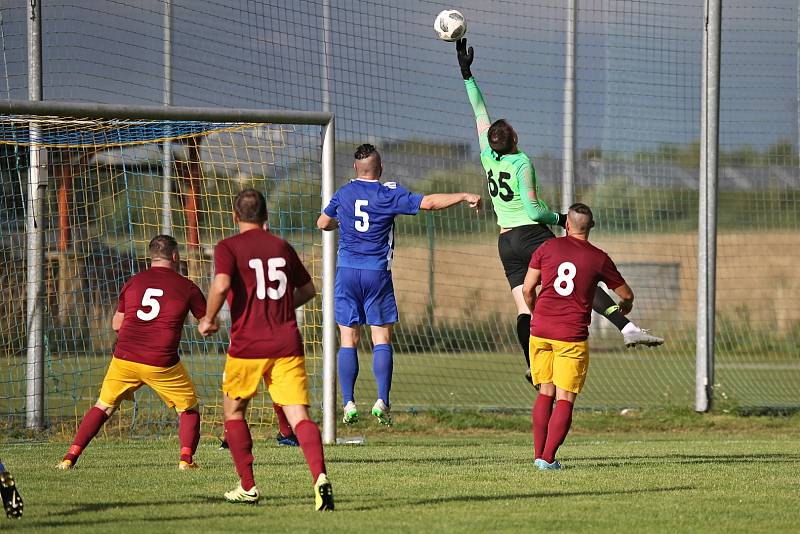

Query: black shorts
left=497, top=224, right=555, bottom=288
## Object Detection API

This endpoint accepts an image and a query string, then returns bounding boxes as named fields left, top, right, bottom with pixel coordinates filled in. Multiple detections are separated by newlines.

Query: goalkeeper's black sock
left=516, top=314, right=532, bottom=367
left=603, top=306, right=630, bottom=331
left=591, top=288, right=630, bottom=331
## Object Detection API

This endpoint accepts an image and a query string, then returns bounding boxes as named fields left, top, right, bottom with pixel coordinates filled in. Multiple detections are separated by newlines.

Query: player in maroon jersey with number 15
left=522, top=203, right=635, bottom=470
left=198, top=189, right=333, bottom=510
left=57, top=235, right=206, bottom=470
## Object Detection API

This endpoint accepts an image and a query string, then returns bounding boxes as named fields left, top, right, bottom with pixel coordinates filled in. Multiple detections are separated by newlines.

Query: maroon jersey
left=114, top=266, right=207, bottom=367
left=214, top=228, right=312, bottom=359
left=529, top=236, right=626, bottom=342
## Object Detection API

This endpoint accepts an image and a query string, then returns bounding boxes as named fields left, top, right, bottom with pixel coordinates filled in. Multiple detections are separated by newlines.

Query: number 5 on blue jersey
left=354, top=199, right=370, bottom=232
left=321, top=179, right=424, bottom=271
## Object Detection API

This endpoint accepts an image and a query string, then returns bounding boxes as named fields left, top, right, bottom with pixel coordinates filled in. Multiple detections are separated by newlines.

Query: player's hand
left=198, top=316, right=220, bottom=336
left=456, top=38, right=474, bottom=80
left=617, top=300, right=633, bottom=316
left=464, top=193, right=481, bottom=211
left=557, top=213, right=567, bottom=228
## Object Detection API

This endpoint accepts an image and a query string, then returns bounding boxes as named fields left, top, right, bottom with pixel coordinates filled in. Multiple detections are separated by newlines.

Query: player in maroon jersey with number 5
left=522, top=203, right=635, bottom=470
left=57, top=235, right=206, bottom=470
left=198, top=188, right=333, bottom=510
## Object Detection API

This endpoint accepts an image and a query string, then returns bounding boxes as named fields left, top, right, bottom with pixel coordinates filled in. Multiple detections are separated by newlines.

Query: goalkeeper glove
left=556, top=213, right=567, bottom=228
left=456, top=38, right=474, bottom=80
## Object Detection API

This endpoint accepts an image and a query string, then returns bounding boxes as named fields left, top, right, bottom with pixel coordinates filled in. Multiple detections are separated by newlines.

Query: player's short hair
left=149, top=234, right=178, bottom=261
left=488, top=120, right=516, bottom=155
left=568, top=202, right=595, bottom=229
left=234, top=188, right=268, bottom=223
left=354, top=143, right=378, bottom=160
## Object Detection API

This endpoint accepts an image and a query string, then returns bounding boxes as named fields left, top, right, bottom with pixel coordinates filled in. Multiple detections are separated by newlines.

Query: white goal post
left=1, top=99, right=338, bottom=443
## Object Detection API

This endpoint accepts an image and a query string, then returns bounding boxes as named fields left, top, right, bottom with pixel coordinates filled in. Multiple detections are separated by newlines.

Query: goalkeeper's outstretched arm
left=518, top=163, right=565, bottom=227
left=457, top=38, right=491, bottom=152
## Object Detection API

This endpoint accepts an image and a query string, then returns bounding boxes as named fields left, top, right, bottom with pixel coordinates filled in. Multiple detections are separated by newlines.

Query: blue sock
left=372, top=344, right=393, bottom=404
left=338, top=347, right=358, bottom=405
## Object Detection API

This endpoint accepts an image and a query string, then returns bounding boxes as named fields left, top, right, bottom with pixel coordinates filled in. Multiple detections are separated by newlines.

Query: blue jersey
left=323, top=179, right=424, bottom=270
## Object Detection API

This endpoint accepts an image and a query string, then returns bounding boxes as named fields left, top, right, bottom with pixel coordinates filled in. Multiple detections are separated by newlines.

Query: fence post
left=26, top=0, right=46, bottom=430
left=696, top=0, right=721, bottom=412
left=161, top=0, right=173, bottom=235
left=562, top=0, right=577, bottom=215
left=321, top=117, right=337, bottom=444
left=426, top=212, right=435, bottom=332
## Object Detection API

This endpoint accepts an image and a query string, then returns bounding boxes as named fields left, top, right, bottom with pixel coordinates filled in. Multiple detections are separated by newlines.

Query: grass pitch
left=4, top=347, right=799, bottom=433
left=2, top=411, right=799, bottom=533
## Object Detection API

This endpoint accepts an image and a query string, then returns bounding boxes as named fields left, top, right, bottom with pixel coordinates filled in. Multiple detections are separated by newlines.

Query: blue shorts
left=334, top=267, right=398, bottom=326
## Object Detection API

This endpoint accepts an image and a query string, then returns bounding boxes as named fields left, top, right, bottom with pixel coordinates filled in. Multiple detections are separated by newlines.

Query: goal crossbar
left=1, top=100, right=332, bottom=126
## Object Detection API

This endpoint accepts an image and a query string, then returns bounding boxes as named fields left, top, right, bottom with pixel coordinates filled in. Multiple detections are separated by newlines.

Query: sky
left=0, top=0, right=797, bottom=158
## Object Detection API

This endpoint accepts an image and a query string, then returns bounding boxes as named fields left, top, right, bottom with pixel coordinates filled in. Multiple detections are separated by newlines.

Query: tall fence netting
left=0, top=0, right=797, bottom=435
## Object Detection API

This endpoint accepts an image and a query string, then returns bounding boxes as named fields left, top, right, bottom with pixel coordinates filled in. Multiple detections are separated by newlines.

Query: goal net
left=0, top=105, right=331, bottom=436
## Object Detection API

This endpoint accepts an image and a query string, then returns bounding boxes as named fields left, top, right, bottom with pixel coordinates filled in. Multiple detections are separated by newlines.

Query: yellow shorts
left=222, top=355, right=310, bottom=406
left=98, top=357, right=198, bottom=412
left=530, top=336, right=590, bottom=394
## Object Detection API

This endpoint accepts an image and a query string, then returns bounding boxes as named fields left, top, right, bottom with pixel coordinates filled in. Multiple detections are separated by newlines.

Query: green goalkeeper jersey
left=464, top=77, right=560, bottom=229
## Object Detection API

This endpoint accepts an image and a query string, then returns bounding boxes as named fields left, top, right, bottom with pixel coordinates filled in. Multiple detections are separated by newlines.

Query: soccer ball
left=434, top=10, right=467, bottom=42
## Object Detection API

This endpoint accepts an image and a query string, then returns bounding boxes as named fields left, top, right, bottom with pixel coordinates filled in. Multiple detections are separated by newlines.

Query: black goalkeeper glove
left=556, top=213, right=567, bottom=228
left=456, top=38, right=474, bottom=80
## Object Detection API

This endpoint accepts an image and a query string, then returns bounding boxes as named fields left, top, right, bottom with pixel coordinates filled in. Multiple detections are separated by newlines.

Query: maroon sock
left=294, top=419, right=327, bottom=482
left=178, top=409, right=200, bottom=463
left=532, top=394, right=555, bottom=460
left=224, top=419, right=256, bottom=490
left=64, top=406, right=109, bottom=464
left=542, top=399, right=574, bottom=463
left=273, top=403, right=293, bottom=437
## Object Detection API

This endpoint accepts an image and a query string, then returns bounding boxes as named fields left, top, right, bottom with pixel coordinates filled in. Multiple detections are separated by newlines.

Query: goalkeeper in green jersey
left=455, top=39, right=663, bottom=381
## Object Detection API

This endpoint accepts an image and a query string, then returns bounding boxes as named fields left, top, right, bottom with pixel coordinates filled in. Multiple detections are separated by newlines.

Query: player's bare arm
left=612, top=283, right=634, bottom=316
left=420, top=192, right=481, bottom=211
left=522, top=267, right=541, bottom=313
left=293, top=280, right=316, bottom=308
left=198, top=273, right=229, bottom=336
left=111, top=311, right=125, bottom=332
left=185, top=289, right=207, bottom=324
left=316, top=212, right=339, bottom=231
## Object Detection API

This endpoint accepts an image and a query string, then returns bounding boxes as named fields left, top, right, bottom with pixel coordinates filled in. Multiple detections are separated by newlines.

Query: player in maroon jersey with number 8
left=198, top=188, right=333, bottom=510
left=522, top=203, right=636, bottom=470
left=57, top=235, right=206, bottom=470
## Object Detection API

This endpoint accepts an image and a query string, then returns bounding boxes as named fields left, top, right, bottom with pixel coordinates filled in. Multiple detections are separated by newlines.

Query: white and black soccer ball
left=434, top=9, right=467, bottom=42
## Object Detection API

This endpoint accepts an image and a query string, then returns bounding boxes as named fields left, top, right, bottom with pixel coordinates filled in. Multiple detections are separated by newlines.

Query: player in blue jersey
left=317, top=144, right=481, bottom=425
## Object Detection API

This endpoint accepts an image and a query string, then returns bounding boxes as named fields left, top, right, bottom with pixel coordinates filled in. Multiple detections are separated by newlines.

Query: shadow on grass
left=577, top=452, right=800, bottom=467
left=347, top=485, right=697, bottom=511
left=332, top=455, right=506, bottom=466
left=61, top=499, right=189, bottom=515
left=189, top=494, right=303, bottom=505
left=18, top=508, right=257, bottom=529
